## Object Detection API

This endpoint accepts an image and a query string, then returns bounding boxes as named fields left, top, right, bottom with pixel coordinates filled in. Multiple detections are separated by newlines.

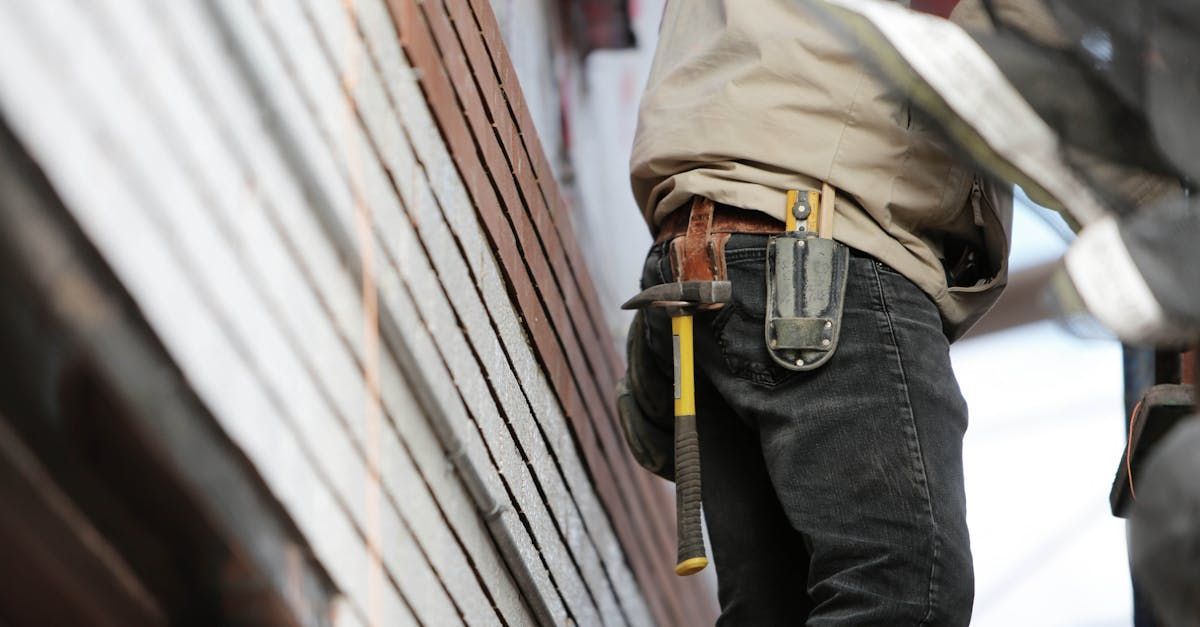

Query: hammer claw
left=621, top=280, right=732, bottom=311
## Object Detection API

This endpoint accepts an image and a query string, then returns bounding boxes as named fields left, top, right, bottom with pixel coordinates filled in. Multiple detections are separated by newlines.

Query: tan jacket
left=631, top=0, right=1013, bottom=340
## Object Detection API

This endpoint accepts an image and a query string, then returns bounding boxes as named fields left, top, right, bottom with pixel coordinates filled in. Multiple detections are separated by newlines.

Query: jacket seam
left=823, top=71, right=869, bottom=182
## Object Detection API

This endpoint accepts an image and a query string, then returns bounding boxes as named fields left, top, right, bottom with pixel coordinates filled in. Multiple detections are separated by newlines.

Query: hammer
left=622, top=279, right=731, bottom=575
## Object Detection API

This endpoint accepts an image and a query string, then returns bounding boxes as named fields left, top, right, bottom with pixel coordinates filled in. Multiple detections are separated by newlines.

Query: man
left=622, top=0, right=1012, bottom=623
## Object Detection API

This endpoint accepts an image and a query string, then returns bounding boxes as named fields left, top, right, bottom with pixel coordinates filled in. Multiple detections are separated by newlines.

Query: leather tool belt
left=656, top=198, right=783, bottom=285
left=656, top=193, right=850, bottom=373
left=654, top=199, right=783, bottom=244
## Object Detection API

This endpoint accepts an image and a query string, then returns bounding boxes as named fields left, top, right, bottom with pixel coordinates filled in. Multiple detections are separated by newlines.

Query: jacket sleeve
left=951, top=0, right=1183, bottom=221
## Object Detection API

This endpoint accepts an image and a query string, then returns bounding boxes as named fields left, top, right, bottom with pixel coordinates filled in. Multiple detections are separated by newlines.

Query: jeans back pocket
left=712, top=250, right=798, bottom=388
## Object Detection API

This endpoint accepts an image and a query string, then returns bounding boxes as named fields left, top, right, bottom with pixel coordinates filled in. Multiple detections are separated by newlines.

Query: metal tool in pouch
left=766, top=188, right=850, bottom=371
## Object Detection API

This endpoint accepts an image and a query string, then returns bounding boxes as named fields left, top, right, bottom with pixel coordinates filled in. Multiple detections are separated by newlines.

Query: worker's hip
left=638, top=230, right=949, bottom=391
left=639, top=231, right=975, bottom=624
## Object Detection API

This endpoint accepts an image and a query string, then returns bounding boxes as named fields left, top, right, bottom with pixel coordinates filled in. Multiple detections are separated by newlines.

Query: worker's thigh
left=640, top=238, right=812, bottom=624
left=642, top=234, right=973, bottom=626
left=695, top=375, right=815, bottom=624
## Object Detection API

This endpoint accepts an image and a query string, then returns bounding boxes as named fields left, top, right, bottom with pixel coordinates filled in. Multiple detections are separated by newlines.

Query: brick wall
left=0, top=0, right=713, bottom=624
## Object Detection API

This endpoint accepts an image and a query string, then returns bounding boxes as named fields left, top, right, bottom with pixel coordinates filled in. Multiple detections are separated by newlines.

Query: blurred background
left=954, top=198, right=1130, bottom=627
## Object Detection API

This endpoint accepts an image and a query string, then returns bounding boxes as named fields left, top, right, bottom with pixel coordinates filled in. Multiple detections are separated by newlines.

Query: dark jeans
left=640, top=234, right=973, bottom=626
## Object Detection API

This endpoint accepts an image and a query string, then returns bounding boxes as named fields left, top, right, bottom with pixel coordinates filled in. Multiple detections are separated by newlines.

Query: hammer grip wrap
left=674, top=412, right=707, bottom=575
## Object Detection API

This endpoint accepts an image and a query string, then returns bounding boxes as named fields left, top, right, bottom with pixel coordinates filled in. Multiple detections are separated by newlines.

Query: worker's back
left=631, top=0, right=1012, bottom=339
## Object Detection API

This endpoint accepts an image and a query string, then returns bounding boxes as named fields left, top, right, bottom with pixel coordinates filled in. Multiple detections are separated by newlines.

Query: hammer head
left=621, top=281, right=732, bottom=311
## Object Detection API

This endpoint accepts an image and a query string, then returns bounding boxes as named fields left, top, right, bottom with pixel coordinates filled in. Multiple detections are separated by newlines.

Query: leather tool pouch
left=765, top=232, right=850, bottom=371
left=617, top=310, right=676, bottom=481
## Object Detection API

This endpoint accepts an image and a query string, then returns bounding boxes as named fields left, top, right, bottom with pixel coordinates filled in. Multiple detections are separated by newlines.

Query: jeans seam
left=724, top=248, right=763, bottom=263
left=871, top=262, right=940, bottom=626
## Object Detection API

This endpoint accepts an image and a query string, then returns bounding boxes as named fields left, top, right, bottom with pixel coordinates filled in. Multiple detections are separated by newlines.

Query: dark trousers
left=640, top=234, right=974, bottom=625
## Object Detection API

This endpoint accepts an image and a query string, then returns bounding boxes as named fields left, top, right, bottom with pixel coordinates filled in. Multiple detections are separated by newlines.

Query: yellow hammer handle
left=671, top=314, right=707, bottom=575
left=673, top=315, right=695, bottom=416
